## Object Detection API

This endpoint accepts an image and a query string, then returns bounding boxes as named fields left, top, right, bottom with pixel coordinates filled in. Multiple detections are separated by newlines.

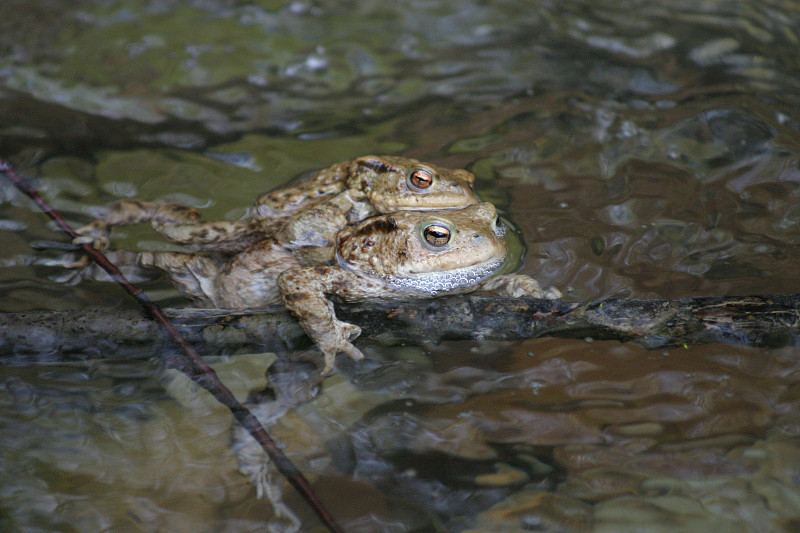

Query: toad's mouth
left=382, top=256, right=504, bottom=294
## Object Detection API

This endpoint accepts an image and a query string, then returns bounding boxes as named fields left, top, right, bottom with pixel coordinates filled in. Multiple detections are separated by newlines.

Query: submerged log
left=1, top=294, right=799, bottom=362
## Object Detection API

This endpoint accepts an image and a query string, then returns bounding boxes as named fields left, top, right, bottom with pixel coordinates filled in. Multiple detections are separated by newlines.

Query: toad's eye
left=409, top=169, right=434, bottom=190
left=423, top=224, right=451, bottom=246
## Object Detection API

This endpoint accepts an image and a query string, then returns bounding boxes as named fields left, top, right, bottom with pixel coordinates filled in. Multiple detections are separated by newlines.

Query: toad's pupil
left=410, top=170, right=433, bottom=189
left=424, top=224, right=451, bottom=246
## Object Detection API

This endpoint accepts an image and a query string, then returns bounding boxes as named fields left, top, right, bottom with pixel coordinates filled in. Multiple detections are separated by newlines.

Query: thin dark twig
left=0, top=159, right=345, bottom=533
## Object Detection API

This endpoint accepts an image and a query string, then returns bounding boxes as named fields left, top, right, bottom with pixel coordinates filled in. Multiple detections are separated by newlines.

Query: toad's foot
left=74, top=200, right=205, bottom=250
left=318, top=319, right=363, bottom=375
left=46, top=250, right=150, bottom=284
left=479, top=274, right=561, bottom=299
left=73, top=220, right=112, bottom=253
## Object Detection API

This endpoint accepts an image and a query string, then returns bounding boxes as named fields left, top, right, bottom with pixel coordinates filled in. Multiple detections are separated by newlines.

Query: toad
left=107, top=202, right=558, bottom=373
left=76, top=155, right=479, bottom=259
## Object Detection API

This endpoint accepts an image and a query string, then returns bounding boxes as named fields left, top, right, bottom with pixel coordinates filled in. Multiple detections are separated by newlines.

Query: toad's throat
left=382, top=257, right=504, bottom=294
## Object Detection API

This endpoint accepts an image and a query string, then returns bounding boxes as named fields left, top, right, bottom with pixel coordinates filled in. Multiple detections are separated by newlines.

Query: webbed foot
left=72, top=220, right=112, bottom=252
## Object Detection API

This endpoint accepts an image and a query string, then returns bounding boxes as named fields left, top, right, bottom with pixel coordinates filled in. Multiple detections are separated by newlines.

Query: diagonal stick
left=0, top=159, right=345, bottom=533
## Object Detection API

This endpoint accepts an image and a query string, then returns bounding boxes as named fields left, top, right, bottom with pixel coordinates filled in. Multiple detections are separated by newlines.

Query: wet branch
left=2, top=293, right=799, bottom=362
left=0, top=160, right=345, bottom=533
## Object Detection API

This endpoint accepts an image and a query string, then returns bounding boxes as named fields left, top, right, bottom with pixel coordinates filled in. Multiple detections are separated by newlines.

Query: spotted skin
left=69, top=199, right=559, bottom=374
left=274, top=203, right=561, bottom=374
left=75, top=155, right=479, bottom=254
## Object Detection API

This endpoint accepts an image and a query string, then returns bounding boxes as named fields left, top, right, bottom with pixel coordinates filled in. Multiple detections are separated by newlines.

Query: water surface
left=2, top=1, right=800, bottom=531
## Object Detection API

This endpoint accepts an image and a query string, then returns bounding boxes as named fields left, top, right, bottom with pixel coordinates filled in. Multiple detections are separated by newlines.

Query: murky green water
left=2, top=0, right=800, bottom=531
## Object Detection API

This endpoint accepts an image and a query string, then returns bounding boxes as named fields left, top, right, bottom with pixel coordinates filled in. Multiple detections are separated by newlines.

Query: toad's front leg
left=277, top=266, right=383, bottom=374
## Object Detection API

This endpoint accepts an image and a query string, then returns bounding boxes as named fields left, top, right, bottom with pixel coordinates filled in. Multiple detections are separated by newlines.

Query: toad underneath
left=76, top=155, right=479, bottom=260
left=98, top=202, right=559, bottom=373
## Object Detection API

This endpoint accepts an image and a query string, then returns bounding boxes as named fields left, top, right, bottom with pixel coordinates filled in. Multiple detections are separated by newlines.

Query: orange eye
left=409, top=169, right=434, bottom=190
left=423, top=224, right=451, bottom=246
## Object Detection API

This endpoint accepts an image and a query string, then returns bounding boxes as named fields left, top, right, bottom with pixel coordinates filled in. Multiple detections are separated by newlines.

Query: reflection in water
left=2, top=0, right=800, bottom=531
left=339, top=339, right=800, bottom=531
left=4, top=340, right=800, bottom=531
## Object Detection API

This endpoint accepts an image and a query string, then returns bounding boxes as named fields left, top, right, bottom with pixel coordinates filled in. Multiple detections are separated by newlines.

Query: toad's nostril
left=494, top=219, right=507, bottom=237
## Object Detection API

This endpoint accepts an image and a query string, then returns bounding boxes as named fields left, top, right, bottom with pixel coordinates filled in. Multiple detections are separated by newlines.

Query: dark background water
left=2, top=1, right=800, bottom=531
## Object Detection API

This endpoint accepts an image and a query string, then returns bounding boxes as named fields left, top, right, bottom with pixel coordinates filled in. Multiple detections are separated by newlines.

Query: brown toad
left=106, top=202, right=558, bottom=373
left=76, top=155, right=479, bottom=258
